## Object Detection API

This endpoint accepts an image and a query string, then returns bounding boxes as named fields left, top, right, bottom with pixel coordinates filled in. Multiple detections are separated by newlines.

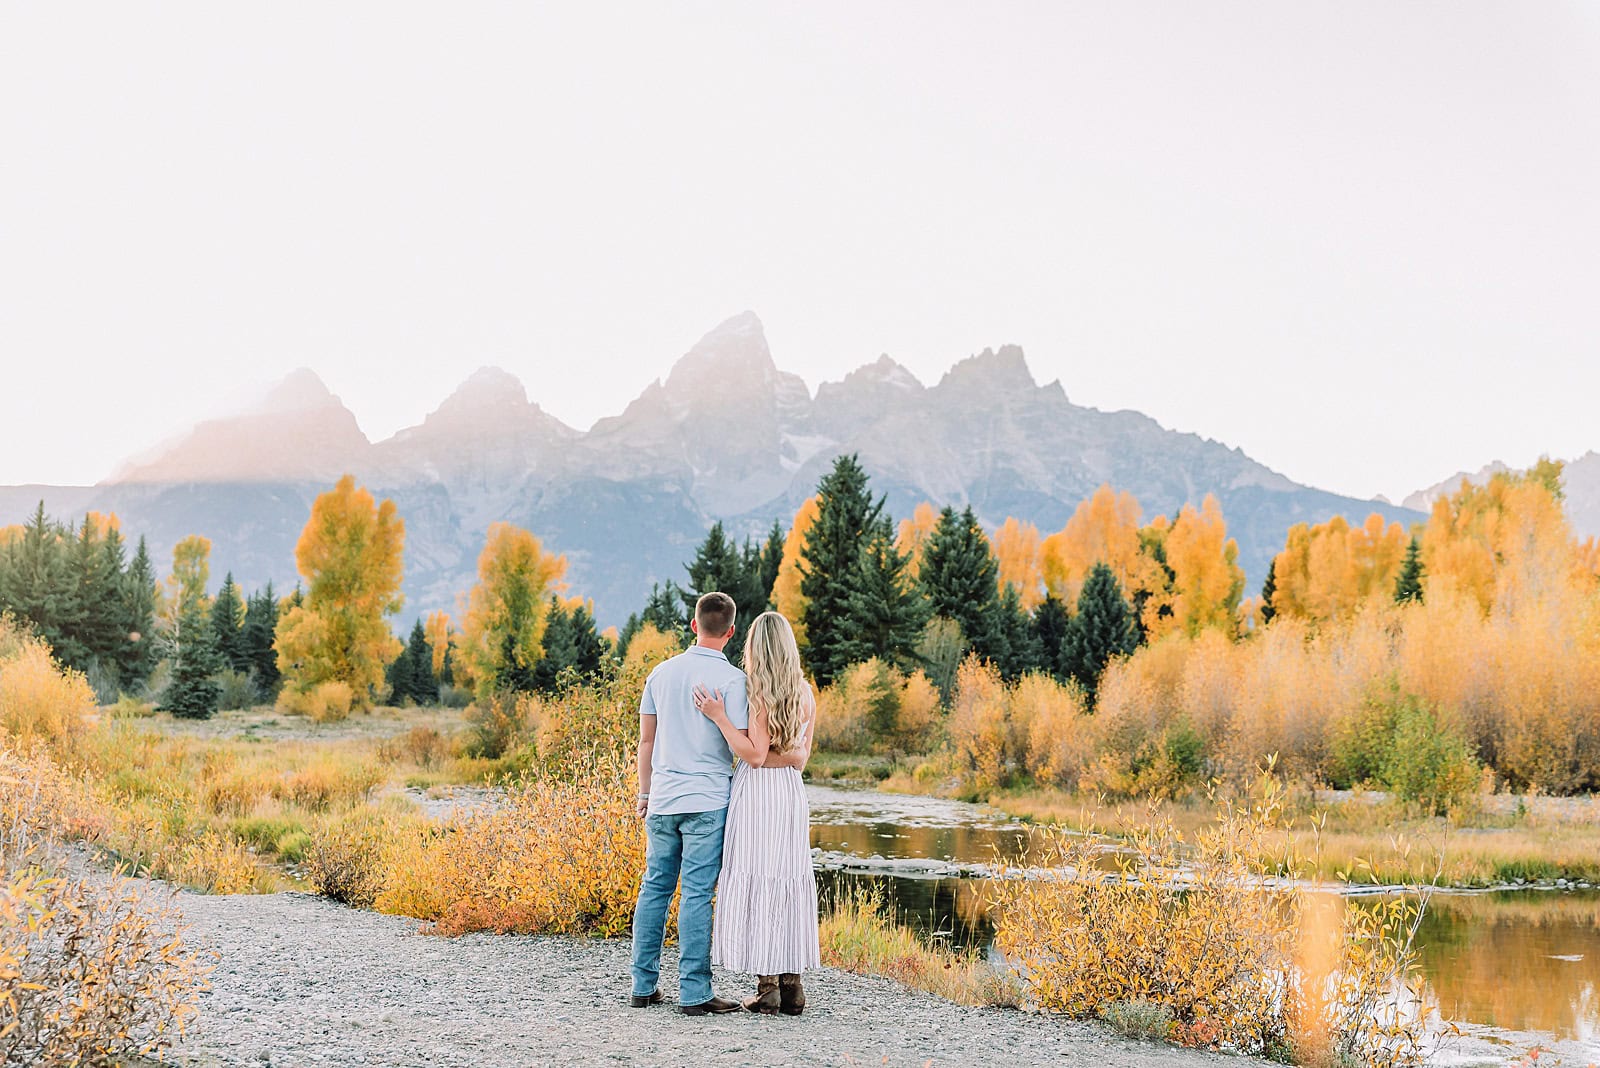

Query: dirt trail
left=165, top=888, right=1260, bottom=1068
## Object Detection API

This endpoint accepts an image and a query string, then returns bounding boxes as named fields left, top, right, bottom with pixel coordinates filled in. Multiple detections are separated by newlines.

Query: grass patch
left=820, top=885, right=1021, bottom=1007
left=804, top=751, right=898, bottom=783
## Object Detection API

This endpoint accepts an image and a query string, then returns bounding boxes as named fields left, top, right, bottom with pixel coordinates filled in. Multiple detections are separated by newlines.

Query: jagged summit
left=257, top=367, right=343, bottom=414
left=938, top=345, right=1037, bottom=392
left=438, top=366, right=530, bottom=411
left=662, top=311, right=781, bottom=396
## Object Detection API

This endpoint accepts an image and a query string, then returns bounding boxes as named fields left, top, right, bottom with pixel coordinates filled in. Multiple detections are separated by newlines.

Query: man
left=629, top=591, right=749, bottom=1015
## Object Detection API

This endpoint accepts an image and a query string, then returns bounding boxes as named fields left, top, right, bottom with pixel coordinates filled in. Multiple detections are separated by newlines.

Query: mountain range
left=0, top=312, right=1460, bottom=627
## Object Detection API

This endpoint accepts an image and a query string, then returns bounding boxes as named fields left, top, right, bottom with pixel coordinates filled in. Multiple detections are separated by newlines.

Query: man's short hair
left=695, top=591, right=737, bottom=637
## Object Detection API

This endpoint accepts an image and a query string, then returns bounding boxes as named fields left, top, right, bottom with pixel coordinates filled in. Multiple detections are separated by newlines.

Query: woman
left=692, top=610, right=820, bottom=1016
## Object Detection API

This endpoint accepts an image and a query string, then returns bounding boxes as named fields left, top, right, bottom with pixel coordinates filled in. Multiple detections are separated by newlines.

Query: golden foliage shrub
left=896, top=669, right=942, bottom=749
left=307, top=804, right=420, bottom=909
left=516, top=666, right=641, bottom=775
left=946, top=656, right=1011, bottom=791
left=992, top=775, right=1426, bottom=1065
left=813, top=672, right=869, bottom=754
left=378, top=753, right=642, bottom=937
left=621, top=622, right=681, bottom=674
left=1, top=749, right=213, bottom=1065
left=280, top=755, right=383, bottom=811
left=1015, top=674, right=1094, bottom=788
left=275, top=678, right=356, bottom=722
left=813, top=659, right=941, bottom=754
left=0, top=621, right=95, bottom=751
left=376, top=725, right=454, bottom=769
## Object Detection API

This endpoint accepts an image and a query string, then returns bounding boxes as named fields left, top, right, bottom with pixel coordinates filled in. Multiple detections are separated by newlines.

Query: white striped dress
left=712, top=731, right=822, bottom=974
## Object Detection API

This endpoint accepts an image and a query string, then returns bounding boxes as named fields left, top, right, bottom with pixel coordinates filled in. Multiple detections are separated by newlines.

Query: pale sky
left=2, top=3, right=1596, bottom=502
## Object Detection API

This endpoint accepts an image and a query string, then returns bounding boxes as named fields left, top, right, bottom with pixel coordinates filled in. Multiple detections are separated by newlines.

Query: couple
left=629, top=591, right=821, bottom=1017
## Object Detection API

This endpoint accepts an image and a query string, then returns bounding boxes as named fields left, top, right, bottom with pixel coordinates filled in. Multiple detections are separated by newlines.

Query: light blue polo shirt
left=640, top=644, right=750, bottom=815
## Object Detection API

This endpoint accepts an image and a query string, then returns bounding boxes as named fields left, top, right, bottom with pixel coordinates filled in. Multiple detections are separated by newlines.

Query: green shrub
left=214, top=668, right=257, bottom=711
left=1332, top=681, right=1480, bottom=815
left=1381, top=699, right=1480, bottom=815
left=1100, top=999, right=1176, bottom=1041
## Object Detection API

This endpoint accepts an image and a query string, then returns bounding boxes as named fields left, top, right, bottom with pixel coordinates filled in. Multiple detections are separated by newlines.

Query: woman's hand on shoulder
left=692, top=684, right=726, bottom=724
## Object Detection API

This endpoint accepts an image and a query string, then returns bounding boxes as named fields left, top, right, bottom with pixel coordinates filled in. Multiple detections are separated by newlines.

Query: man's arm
left=637, top=714, right=657, bottom=818
left=637, top=673, right=657, bottom=818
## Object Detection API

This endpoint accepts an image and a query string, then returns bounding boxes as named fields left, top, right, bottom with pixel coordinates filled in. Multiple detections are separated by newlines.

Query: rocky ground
left=162, top=887, right=1259, bottom=1068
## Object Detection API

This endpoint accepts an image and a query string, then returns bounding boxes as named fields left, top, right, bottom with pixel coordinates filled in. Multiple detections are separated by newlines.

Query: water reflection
left=817, top=871, right=995, bottom=955
left=806, top=783, right=1600, bottom=1043
left=1415, top=891, right=1600, bottom=1041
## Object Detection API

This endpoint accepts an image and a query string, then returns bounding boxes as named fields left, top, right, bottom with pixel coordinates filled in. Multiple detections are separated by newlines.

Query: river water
left=806, top=783, right=1600, bottom=1061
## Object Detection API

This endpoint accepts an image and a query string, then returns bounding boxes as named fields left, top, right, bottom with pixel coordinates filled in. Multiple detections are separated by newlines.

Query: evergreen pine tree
left=837, top=520, right=927, bottom=670
left=7, top=503, right=71, bottom=660
left=681, top=522, right=766, bottom=662
left=567, top=602, right=607, bottom=678
left=757, top=519, right=784, bottom=605
left=1061, top=562, right=1139, bottom=704
left=211, top=573, right=248, bottom=672
left=533, top=597, right=578, bottom=693
left=121, top=536, right=160, bottom=689
left=161, top=594, right=221, bottom=719
left=75, top=518, right=126, bottom=684
left=643, top=581, right=687, bottom=636
left=1394, top=536, right=1425, bottom=605
left=50, top=515, right=98, bottom=671
left=919, top=506, right=1004, bottom=664
left=618, top=581, right=688, bottom=660
left=799, top=455, right=886, bottom=686
left=387, top=619, right=436, bottom=704
left=1032, top=594, right=1072, bottom=682
left=1259, top=559, right=1279, bottom=624
left=995, top=583, right=1040, bottom=681
left=240, top=582, right=281, bottom=696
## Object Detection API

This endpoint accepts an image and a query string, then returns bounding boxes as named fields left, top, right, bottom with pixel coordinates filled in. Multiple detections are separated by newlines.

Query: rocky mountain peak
left=663, top=311, right=779, bottom=396
left=258, top=367, right=343, bottom=414
left=937, top=344, right=1038, bottom=393
left=857, top=354, right=924, bottom=392
left=432, top=366, right=532, bottom=418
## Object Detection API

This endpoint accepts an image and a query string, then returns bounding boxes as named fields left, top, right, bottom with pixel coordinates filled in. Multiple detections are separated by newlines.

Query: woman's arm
left=762, top=685, right=816, bottom=771
left=694, top=685, right=772, bottom=768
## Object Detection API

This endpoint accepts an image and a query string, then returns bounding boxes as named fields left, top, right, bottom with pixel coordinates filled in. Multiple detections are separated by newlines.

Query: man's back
left=641, top=645, right=749, bottom=815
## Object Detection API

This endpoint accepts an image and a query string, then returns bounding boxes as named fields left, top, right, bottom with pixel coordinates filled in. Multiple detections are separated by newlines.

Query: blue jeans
left=630, top=808, right=727, bottom=1006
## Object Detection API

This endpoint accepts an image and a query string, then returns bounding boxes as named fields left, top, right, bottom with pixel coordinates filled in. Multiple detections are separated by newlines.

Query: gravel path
left=165, top=888, right=1260, bottom=1068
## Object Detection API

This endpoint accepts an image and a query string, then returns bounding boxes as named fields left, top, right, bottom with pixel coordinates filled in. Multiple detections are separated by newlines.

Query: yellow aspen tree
left=771, top=495, right=821, bottom=648
left=896, top=502, right=940, bottom=580
left=992, top=517, right=1044, bottom=609
left=1039, top=485, right=1157, bottom=606
left=424, top=610, right=454, bottom=677
left=1161, top=495, right=1244, bottom=639
left=456, top=521, right=567, bottom=700
left=1421, top=464, right=1572, bottom=614
left=273, top=475, right=406, bottom=708
left=165, top=535, right=213, bottom=615
left=84, top=511, right=120, bottom=538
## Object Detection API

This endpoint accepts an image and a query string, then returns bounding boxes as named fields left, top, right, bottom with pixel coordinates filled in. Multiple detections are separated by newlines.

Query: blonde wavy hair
left=742, top=611, right=809, bottom=752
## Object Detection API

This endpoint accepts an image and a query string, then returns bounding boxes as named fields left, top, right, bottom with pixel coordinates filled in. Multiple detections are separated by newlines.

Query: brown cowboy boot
left=778, top=973, right=805, bottom=1016
left=742, top=975, right=781, bottom=1015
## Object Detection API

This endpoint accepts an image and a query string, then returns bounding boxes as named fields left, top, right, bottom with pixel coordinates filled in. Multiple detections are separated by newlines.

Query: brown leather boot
left=778, top=973, right=805, bottom=1016
left=742, top=975, right=781, bottom=1015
